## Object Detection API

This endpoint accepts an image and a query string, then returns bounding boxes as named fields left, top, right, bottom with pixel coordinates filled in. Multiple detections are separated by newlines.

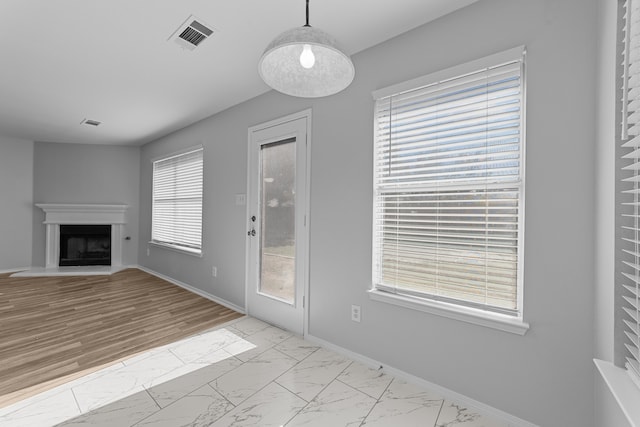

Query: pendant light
left=258, top=0, right=355, bottom=98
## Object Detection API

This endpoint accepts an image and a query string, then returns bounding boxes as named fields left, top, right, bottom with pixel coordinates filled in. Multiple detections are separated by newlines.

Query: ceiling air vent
left=81, top=118, right=101, bottom=127
left=170, top=16, right=214, bottom=51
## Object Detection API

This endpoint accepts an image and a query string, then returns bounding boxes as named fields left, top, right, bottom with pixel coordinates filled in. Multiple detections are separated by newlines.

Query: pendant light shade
left=258, top=1, right=355, bottom=98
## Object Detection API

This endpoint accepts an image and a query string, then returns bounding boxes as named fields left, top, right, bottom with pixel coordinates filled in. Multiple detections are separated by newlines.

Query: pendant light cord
left=304, top=0, right=310, bottom=27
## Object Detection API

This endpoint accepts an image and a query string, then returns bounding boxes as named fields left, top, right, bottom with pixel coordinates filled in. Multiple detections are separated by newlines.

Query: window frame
left=618, top=0, right=640, bottom=389
left=150, top=146, right=204, bottom=257
left=369, top=46, right=529, bottom=335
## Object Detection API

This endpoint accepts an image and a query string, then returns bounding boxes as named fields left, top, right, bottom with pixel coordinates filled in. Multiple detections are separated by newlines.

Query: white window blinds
left=152, top=147, right=203, bottom=254
left=620, top=0, right=640, bottom=385
left=372, top=48, right=525, bottom=318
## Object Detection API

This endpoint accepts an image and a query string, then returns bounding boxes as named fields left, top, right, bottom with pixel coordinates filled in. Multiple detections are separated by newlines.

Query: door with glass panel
left=246, top=113, right=309, bottom=335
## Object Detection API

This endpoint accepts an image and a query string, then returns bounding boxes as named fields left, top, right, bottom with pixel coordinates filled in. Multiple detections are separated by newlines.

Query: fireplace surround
left=37, top=203, right=127, bottom=270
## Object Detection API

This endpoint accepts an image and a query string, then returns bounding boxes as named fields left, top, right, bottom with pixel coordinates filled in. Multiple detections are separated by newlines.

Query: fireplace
left=59, top=225, right=111, bottom=266
left=36, top=203, right=127, bottom=270
left=9, top=204, right=128, bottom=277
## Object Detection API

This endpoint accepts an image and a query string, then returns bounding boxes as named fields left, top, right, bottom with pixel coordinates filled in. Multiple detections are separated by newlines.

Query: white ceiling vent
left=170, top=16, right=214, bottom=51
left=81, top=118, right=101, bottom=127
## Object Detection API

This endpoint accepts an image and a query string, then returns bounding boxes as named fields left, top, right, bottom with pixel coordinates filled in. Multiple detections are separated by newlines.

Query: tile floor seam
left=207, top=350, right=296, bottom=409
left=432, top=398, right=446, bottom=427
left=141, top=380, right=218, bottom=422
left=133, top=382, right=235, bottom=427
left=148, top=361, right=244, bottom=418
left=370, top=375, right=393, bottom=403
left=278, top=342, right=321, bottom=362
left=285, top=378, right=380, bottom=427
left=280, top=407, right=305, bottom=427
left=69, top=386, right=82, bottom=415
left=212, top=381, right=305, bottom=427
left=205, top=380, right=238, bottom=410
left=129, top=389, right=162, bottom=427
left=270, top=345, right=303, bottom=366
left=282, top=393, right=312, bottom=427
left=167, top=347, right=188, bottom=365
left=271, top=378, right=311, bottom=404
left=335, top=376, right=379, bottom=401
left=143, top=387, right=161, bottom=412
left=278, top=359, right=356, bottom=411
left=219, top=378, right=296, bottom=423
left=332, top=376, right=381, bottom=426
left=272, top=355, right=350, bottom=403
left=201, top=382, right=237, bottom=425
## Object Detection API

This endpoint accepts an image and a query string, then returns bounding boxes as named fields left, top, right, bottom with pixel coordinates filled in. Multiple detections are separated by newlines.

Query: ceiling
left=0, top=0, right=476, bottom=146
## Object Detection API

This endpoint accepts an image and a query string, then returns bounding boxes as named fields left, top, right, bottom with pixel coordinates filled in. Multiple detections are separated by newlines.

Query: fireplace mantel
left=36, top=204, right=127, bottom=225
left=37, top=203, right=128, bottom=270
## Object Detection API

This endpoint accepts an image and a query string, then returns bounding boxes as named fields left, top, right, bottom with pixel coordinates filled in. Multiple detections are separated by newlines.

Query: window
left=151, top=147, right=204, bottom=255
left=619, top=0, right=640, bottom=387
left=371, top=47, right=527, bottom=333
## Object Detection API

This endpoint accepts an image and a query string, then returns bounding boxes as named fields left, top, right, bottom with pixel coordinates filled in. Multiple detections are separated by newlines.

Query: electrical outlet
left=212, top=266, right=217, bottom=277
left=146, top=247, right=150, bottom=256
left=351, top=305, right=361, bottom=323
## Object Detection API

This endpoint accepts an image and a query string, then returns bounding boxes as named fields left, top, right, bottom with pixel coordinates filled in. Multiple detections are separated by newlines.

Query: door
left=246, top=111, right=310, bottom=336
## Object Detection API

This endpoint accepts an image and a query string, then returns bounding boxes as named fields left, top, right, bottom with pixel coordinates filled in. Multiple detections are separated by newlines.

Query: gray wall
left=32, top=142, right=140, bottom=267
left=0, top=136, right=33, bottom=271
left=139, top=0, right=597, bottom=425
left=138, top=120, right=249, bottom=307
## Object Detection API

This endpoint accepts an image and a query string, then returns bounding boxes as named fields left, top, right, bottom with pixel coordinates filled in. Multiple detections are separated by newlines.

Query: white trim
left=149, top=144, right=203, bottom=164
left=372, top=45, right=526, bottom=100
left=247, top=109, right=312, bottom=133
left=303, top=111, right=312, bottom=339
left=517, top=54, right=528, bottom=321
left=245, top=109, right=312, bottom=338
left=369, top=289, right=529, bottom=335
left=305, top=333, right=538, bottom=427
left=36, top=203, right=128, bottom=269
left=136, top=265, right=246, bottom=314
left=148, top=241, right=203, bottom=257
left=595, top=359, right=640, bottom=427
left=151, top=148, right=204, bottom=253
left=370, top=48, right=527, bottom=329
left=36, top=203, right=128, bottom=225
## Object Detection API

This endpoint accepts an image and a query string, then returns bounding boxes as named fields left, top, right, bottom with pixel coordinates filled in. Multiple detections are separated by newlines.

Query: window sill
left=148, top=241, right=203, bottom=257
left=368, top=289, right=529, bottom=335
left=594, top=359, right=640, bottom=427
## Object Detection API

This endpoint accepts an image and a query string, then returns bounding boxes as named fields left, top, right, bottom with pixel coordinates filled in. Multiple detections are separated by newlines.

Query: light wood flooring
left=0, top=268, right=242, bottom=408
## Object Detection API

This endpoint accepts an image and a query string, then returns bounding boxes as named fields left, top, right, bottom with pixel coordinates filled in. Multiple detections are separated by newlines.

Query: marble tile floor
left=0, top=316, right=510, bottom=427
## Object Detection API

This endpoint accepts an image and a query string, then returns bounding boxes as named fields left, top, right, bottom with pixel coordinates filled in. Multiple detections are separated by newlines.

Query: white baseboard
left=135, top=265, right=246, bottom=314
left=305, top=333, right=538, bottom=427
left=0, top=267, right=30, bottom=275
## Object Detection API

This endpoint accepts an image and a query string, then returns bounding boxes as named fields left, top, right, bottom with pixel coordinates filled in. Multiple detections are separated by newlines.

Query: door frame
left=244, top=109, right=311, bottom=337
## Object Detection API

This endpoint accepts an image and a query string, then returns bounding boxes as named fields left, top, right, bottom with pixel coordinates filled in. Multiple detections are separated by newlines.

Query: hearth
left=59, top=224, right=111, bottom=266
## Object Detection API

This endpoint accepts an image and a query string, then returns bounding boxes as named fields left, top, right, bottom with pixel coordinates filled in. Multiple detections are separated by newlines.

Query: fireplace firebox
left=59, top=225, right=111, bottom=266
